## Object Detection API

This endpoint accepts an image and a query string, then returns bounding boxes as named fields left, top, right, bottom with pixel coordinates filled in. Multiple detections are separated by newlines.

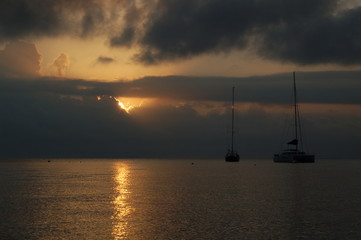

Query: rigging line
left=293, top=71, right=299, bottom=151
left=231, top=86, right=235, bottom=152
left=297, top=105, right=305, bottom=151
left=279, top=108, right=292, bottom=152
left=278, top=80, right=294, bottom=152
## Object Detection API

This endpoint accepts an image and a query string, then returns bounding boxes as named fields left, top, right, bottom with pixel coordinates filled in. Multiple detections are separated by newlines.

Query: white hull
left=274, top=152, right=315, bottom=163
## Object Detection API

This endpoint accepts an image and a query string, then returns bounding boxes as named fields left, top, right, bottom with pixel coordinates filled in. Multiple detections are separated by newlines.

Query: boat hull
left=274, top=153, right=315, bottom=163
left=225, top=154, right=240, bottom=162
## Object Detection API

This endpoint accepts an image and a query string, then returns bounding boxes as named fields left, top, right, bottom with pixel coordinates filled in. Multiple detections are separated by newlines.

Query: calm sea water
left=1, top=159, right=361, bottom=239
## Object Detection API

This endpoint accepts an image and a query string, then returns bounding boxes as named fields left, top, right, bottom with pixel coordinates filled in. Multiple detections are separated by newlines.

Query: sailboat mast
left=231, top=86, right=235, bottom=153
left=293, top=72, right=299, bottom=152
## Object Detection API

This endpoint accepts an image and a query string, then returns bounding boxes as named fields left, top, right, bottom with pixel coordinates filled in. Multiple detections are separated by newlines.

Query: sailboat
left=274, top=72, right=315, bottom=163
left=225, top=86, right=240, bottom=162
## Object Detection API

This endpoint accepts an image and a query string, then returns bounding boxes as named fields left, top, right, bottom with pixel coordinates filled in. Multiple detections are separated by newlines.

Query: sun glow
left=97, top=95, right=149, bottom=113
left=114, top=97, right=145, bottom=113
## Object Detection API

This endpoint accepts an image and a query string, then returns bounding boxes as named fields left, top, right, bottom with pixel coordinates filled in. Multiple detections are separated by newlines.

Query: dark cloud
left=81, top=6, right=105, bottom=37
left=0, top=85, right=138, bottom=158
left=96, top=56, right=115, bottom=64
left=111, top=27, right=136, bottom=47
left=0, top=0, right=63, bottom=39
left=0, top=75, right=223, bottom=158
left=1, top=0, right=360, bottom=65
left=1, top=70, right=361, bottom=158
left=0, top=0, right=113, bottom=40
left=110, top=1, right=142, bottom=47
left=259, top=6, right=361, bottom=65
left=132, top=0, right=255, bottom=64
left=126, top=0, right=361, bottom=65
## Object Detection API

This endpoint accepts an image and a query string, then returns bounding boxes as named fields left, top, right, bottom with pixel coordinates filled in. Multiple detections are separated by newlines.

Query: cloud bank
left=0, top=0, right=360, bottom=65
left=1, top=71, right=361, bottom=159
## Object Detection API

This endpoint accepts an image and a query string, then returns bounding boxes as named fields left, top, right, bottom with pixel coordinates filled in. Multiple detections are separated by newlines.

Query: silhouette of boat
left=274, top=72, right=315, bottom=163
left=225, top=86, right=240, bottom=162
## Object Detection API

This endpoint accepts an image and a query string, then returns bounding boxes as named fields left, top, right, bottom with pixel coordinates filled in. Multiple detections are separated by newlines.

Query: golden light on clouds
left=34, top=36, right=361, bottom=81
left=36, top=37, right=180, bottom=80
left=36, top=36, right=296, bottom=80
left=97, top=95, right=154, bottom=113
left=115, top=97, right=155, bottom=113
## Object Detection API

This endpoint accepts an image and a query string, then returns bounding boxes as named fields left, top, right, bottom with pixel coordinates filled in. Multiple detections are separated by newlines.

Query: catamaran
left=225, top=86, right=240, bottom=162
left=274, top=72, right=315, bottom=163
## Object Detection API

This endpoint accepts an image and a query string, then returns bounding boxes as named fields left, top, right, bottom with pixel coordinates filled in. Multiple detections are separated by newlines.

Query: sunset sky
left=1, top=0, right=361, bottom=158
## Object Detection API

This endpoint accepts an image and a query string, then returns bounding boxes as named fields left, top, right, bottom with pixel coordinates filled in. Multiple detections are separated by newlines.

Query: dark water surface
left=1, top=159, right=361, bottom=239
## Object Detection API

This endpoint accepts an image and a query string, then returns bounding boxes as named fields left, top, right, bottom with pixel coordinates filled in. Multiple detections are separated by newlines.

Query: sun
left=97, top=95, right=154, bottom=113
left=114, top=97, right=145, bottom=113
left=115, top=99, right=134, bottom=113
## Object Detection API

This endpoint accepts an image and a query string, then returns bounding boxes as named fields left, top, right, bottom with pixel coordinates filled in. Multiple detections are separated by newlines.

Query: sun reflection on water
left=112, top=163, right=134, bottom=239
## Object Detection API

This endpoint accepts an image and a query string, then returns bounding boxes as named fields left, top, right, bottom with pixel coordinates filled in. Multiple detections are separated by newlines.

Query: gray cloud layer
left=1, top=71, right=361, bottom=158
left=2, top=71, right=361, bottom=104
left=0, top=0, right=360, bottom=65
left=121, top=72, right=361, bottom=105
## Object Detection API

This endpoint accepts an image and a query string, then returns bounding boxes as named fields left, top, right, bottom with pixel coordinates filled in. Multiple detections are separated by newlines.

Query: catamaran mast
left=231, top=86, right=235, bottom=153
left=293, top=72, right=299, bottom=152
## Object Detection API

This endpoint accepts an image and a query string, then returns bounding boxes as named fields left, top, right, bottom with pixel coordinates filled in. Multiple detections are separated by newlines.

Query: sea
left=1, top=158, right=361, bottom=240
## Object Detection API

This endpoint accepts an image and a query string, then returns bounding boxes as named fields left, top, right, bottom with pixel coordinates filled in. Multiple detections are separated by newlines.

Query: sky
left=0, top=0, right=361, bottom=159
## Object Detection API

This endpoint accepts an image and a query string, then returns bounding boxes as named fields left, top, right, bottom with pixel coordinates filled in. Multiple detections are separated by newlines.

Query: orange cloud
left=0, top=41, right=41, bottom=78
left=51, top=53, right=70, bottom=76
